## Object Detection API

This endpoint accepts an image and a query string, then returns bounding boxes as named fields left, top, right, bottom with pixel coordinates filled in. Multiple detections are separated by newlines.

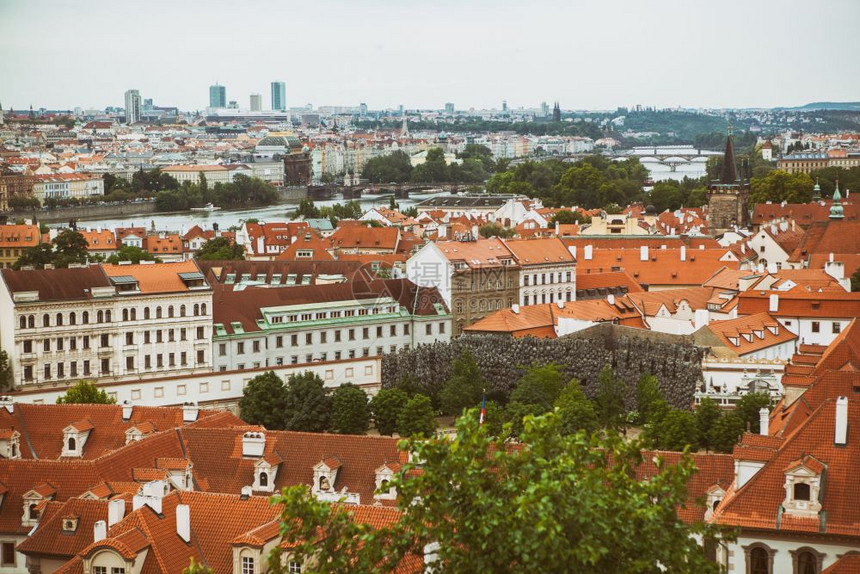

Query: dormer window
left=260, top=472, right=268, bottom=487
left=374, top=463, right=399, bottom=500
left=68, top=437, right=76, bottom=451
left=783, top=455, right=824, bottom=518
left=62, top=420, right=93, bottom=458
left=0, top=430, right=21, bottom=459
left=253, top=455, right=280, bottom=493
left=62, top=516, right=79, bottom=533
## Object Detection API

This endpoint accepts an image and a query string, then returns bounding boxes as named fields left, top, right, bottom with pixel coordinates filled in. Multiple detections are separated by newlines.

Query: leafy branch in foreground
left=269, top=411, right=730, bottom=573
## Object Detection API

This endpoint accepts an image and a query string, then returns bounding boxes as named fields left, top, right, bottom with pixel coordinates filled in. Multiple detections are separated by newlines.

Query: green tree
left=708, top=413, right=746, bottom=453
left=504, top=401, right=546, bottom=438
left=269, top=411, right=727, bottom=574
left=438, top=349, right=485, bottom=414
left=749, top=170, right=814, bottom=205
left=594, top=364, right=627, bottom=431
left=651, top=409, right=699, bottom=451
left=411, top=148, right=449, bottom=183
left=635, top=373, right=663, bottom=425
left=106, top=245, right=160, bottom=264
left=294, top=199, right=320, bottom=220
left=510, top=362, right=565, bottom=411
left=396, top=394, right=436, bottom=437
left=549, top=210, right=585, bottom=225
left=851, top=267, right=860, bottom=292
left=15, top=229, right=90, bottom=270
left=457, top=144, right=496, bottom=173
left=330, top=384, right=370, bottom=435
left=478, top=222, right=515, bottom=238
left=554, top=380, right=598, bottom=435
left=370, top=388, right=409, bottom=436
left=284, top=372, right=332, bottom=432
left=695, top=397, right=722, bottom=452
left=0, top=350, right=13, bottom=391
left=56, top=380, right=116, bottom=404
left=238, top=371, right=288, bottom=429
left=735, top=392, right=772, bottom=434
left=361, top=150, right=414, bottom=183
left=194, top=237, right=245, bottom=260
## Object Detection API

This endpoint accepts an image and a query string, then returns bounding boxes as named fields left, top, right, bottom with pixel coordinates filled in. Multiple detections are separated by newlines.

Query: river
left=51, top=193, right=426, bottom=233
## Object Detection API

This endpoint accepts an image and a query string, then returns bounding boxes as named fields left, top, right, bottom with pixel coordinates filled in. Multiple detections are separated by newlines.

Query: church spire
left=400, top=112, right=409, bottom=138
left=812, top=178, right=821, bottom=201
left=830, top=179, right=844, bottom=219
left=720, top=126, right=738, bottom=184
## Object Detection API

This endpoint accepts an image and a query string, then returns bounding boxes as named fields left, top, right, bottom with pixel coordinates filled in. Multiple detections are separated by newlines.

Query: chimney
left=0, top=396, right=13, bottom=414
left=607, top=294, right=615, bottom=306
left=557, top=300, right=565, bottom=310
left=93, top=520, right=107, bottom=542
left=133, top=480, right=165, bottom=514
left=583, top=245, right=592, bottom=261
left=108, top=498, right=125, bottom=527
left=121, top=400, right=133, bottom=421
left=242, top=431, right=266, bottom=457
left=835, top=396, right=848, bottom=446
left=769, top=294, right=779, bottom=312
left=240, top=485, right=252, bottom=500
left=511, top=304, right=520, bottom=314
left=640, top=245, right=649, bottom=261
left=568, top=245, right=577, bottom=260
left=555, top=221, right=559, bottom=235
left=176, top=504, right=191, bottom=543
left=182, top=402, right=199, bottom=422
left=759, top=408, right=769, bottom=436
left=680, top=245, right=686, bottom=262
left=767, top=261, right=777, bottom=274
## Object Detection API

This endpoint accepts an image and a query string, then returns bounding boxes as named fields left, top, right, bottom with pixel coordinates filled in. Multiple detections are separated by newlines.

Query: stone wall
left=5, top=201, right=159, bottom=224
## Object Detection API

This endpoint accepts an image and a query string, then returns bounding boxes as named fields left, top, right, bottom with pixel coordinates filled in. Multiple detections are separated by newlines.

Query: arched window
left=796, top=552, right=817, bottom=574
left=259, top=472, right=268, bottom=487
left=43, top=314, right=50, bottom=327
left=97, top=310, right=104, bottom=323
left=168, top=306, right=174, bottom=318
left=180, top=305, right=186, bottom=317
left=56, top=313, right=63, bottom=326
left=69, top=312, right=76, bottom=325
left=750, top=547, right=769, bottom=574
left=794, top=482, right=811, bottom=501
left=82, top=311, right=89, bottom=324
left=105, top=310, right=111, bottom=322
left=131, top=308, right=137, bottom=321
left=28, top=504, right=39, bottom=521
left=68, top=437, right=76, bottom=451
left=28, top=315, right=35, bottom=328
left=156, top=307, right=162, bottom=319
left=201, top=303, right=207, bottom=316
left=122, top=309, right=129, bottom=322
left=144, top=307, right=151, bottom=320
left=193, top=304, right=200, bottom=316
left=19, top=317, right=26, bottom=329
left=455, top=300, right=464, bottom=314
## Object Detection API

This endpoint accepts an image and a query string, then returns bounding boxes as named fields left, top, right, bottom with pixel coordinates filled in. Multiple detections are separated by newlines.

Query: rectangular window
left=291, top=355, right=298, bottom=365
left=288, top=561, right=302, bottom=574
left=439, top=322, right=446, bottom=334
left=276, top=335, right=283, bottom=348
left=180, top=328, right=187, bottom=341
left=100, top=334, right=109, bottom=348
left=306, top=333, right=313, bottom=345
left=57, top=338, right=64, bottom=351
left=43, top=339, right=50, bottom=352
left=68, top=337, right=76, bottom=350
left=100, top=358, right=109, bottom=374
left=363, top=348, right=369, bottom=357
left=168, top=329, right=175, bottom=343
left=125, top=332, right=134, bottom=345
left=2, top=541, right=16, bottom=566
left=83, top=335, right=90, bottom=349
left=126, top=356, right=134, bottom=371
left=833, top=322, right=842, bottom=334
left=57, top=363, right=64, bottom=378
left=349, top=329, right=355, bottom=341
left=196, top=350, right=204, bottom=364
left=196, top=326, right=204, bottom=340
left=24, top=366, right=33, bottom=381
left=377, top=326, right=383, bottom=338
left=169, top=353, right=175, bottom=367
left=305, top=354, right=313, bottom=363
left=376, top=346, right=384, bottom=356
left=23, top=340, right=32, bottom=353
left=70, top=361, right=77, bottom=377
left=111, top=568, right=125, bottom=574
left=242, top=557, right=255, bottom=574
left=426, top=324, right=432, bottom=335
left=156, top=330, right=163, bottom=344
left=145, top=355, right=151, bottom=369
left=237, top=342, right=245, bottom=354
left=362, top=327, right=369, bottom=340
left=253, top=340, right=261, bottom=353
left=157, top=355, right=163, bottom=368
left=812, top=321, right=820, bottom=333
left=83, top=360, right=90, bottom=375
left=219, top=343, right=226, bottom=356
left=334, top=351, right=342, bottom=360
left=181, top=352, right=187, bottom=366
left=144, top=331, right=151, bottom=344
left=320, top=331, right=327, bottom=344
left=291, top=334, right=298, bottom=346
left=390, top=325, right=396, bottom=336
left=44, top=364, right=51, bottom=379
left=404, top=324, right=410, bottom=335
left=93, top=568, right=106, bottom=574
left=335, top=330, right=342, bottom=342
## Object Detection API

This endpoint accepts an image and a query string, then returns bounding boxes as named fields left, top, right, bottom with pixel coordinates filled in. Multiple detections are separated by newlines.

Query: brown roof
left=101, top=260, right=206, bottom=293
left=702, top=312, right=797, bottom=356
left=435, top=238, right=517, bottom=269
left=504, top=237, right=575, bottom=266
left=0, top=265, right=111, bottom=301
left=16, top=497, right=111, bottom=559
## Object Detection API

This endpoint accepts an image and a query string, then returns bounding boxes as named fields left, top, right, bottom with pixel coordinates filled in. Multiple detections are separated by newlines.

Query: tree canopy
left=106, top=245, right=160, bottom=265
left=749, top=170, right=814, bottom=205
left=361, top=150, right=413, bottom=183
left=283, top=372, right=332, bottom=432
left=330, top=384, right=370, bottom=435
left=194, top=237, right=245, bottom=260
left=239, top=371, right=289, bottom=429
left=14, top=229, right=90, bottom=270
left=269, top=411, right=726, bottom=573
left=56, top=380, right=116, bottom=404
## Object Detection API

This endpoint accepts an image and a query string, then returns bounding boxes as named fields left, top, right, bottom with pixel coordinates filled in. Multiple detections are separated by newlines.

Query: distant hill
left=779, top=102, right=860, bottom=111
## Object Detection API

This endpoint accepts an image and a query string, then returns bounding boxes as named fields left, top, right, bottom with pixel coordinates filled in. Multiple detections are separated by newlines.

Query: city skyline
left=2, top=0, right=859, bottom=112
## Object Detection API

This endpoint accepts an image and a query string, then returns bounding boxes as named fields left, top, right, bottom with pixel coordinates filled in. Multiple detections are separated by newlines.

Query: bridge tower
left=706, top=127, right=750, bottom=235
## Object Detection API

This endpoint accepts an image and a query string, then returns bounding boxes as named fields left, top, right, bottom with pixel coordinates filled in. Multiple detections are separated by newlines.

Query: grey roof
left=416, top=195, right=510, bottom=209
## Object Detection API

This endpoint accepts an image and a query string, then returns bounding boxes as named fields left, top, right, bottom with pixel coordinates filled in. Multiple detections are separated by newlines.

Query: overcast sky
left=2, top=0, right=858, bottom=113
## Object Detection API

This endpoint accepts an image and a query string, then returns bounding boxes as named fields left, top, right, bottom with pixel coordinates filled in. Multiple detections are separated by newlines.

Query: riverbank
left=5, top=200, right=161, bottom=224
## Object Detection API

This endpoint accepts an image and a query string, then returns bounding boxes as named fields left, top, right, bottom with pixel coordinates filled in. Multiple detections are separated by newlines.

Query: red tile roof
left=702, top=312, right=797, bottom=356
